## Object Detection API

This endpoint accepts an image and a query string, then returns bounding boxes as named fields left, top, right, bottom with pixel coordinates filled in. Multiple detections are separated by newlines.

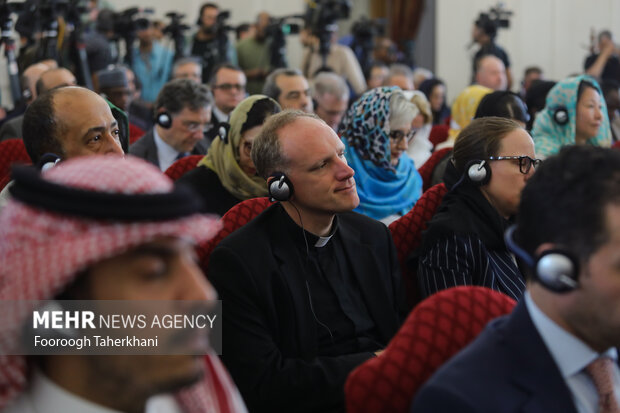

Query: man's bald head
left=475, top=55, right=507, bottom=91
left=23, top=87, right=123, bottom=163
left=35, top=68, right=77, bottom=96
left=20, top=63, right=48, bottom=104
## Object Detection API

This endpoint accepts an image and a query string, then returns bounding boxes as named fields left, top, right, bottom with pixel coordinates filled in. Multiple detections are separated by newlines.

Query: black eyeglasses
left=487, top=155, right=542, bottom=174
left=213, top=83, right=246, bottom=92
left=389, top=129, right=418, bottom=144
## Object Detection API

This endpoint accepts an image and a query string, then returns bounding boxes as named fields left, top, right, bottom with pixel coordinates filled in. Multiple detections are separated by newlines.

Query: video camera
left=304, top=0, right=351, bottom=65
left=113, top=7, right=153, bottom=41
left=350, top=16, right=386, bottom=73
left=475, top=2, right=513, bottom=39
left=163, top=12, right=190, bottom=59
left=266, top=15, right=302, bottom=68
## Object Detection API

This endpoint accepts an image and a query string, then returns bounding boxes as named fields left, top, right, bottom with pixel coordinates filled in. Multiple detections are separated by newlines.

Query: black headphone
left=156, top=111, right=173, bottom=129
left=217, top=122, right=231, bottom=144
left=465, top=159, right=491, bottom=186
left=268, top=172, right=294, bottom=202
left=504, top=226, right=579, bottom=293
left=553, top=107, right=569, bottom=125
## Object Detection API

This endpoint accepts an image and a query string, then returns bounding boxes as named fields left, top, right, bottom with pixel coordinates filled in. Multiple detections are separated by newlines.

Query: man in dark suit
left=208, top=110, right=406, bottom=413
left=129, top=79, right=212, bottom=171
left=412, top=145, right=620, bottom=412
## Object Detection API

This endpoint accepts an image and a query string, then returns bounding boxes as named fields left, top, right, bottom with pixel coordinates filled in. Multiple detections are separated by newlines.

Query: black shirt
left=584, top=53, right=620, bottom=82
left=279, top=205, right=384, bottom=356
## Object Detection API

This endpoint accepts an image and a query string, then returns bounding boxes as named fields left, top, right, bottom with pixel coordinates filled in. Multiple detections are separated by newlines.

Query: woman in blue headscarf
left=339, top=86, right=423, bottom=225
left=531, top=75, right=611, bottom=158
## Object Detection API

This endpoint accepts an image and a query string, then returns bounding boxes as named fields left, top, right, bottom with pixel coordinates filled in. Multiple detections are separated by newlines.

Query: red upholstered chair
left=0, top=139, right=31, bottom=190
left=428, top=124, right=449, bottom=147
left=388, top=183, right=448, bottom=307
left=164, top=155, right=204, bottom=181
left=345, top=286, right=516, bottom=413
left=197, top=197, right=273, bottom=273
left=417, top=147, right=451, bottom=192
left=613, top=141, right=620, bottom=150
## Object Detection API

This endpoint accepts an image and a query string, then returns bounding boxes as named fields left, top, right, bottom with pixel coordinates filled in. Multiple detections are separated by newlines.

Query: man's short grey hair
left=262, top=68, right=304, bottom=101
left=172, top=56, right=203, bottom=77
left=251, top=109, right=321, bottom=179
left=388, top=64, right=413, bottom=81
left=412, top=67, right=433, bottom=88
left=389, top=90, right=418, bottom=128
left=312, top=72, right=349, bottom=101
left=154, top=78, right=212, bottom=115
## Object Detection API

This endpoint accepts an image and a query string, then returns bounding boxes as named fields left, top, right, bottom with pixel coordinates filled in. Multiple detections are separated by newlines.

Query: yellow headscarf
left=448, top=85, right=493, bottom=141
left=198, top=95, right=280, bottom=200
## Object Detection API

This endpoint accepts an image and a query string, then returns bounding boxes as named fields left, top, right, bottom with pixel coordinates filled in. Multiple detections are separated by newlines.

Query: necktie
left=175, top=152, right=189, bottom=161
left=586, top=357, right=620, bottom=413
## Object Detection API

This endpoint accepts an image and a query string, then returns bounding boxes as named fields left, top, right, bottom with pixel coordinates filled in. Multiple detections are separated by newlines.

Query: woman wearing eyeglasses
left=531, top=75, right=611, bottom=158
left=178, top=95, right=280, bottom=215
left=339, top=86, right=423, bottom=225
left=417, top=117, right=540, bottom=301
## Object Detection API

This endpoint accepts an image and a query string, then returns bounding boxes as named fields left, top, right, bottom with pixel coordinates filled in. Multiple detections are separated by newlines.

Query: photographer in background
left=236, top=12, right=272, bottom=95
left=585, top=30, right=620, bottom=83
left=471, top=9, right=513, bottom=90
left=300, top=26, right=366, bottom=96
left=131, top=18, right=174, bottom=103
left=191, top=2, right=237, bottom=83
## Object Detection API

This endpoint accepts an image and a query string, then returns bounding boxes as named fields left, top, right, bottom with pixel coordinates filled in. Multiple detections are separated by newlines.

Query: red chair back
left=197, top=197, right=273, bottom=273
left=164, top=155, right=204, bottom=181
left=613, top=140, right=620, bottom=149
left=428, top=124, right=449, bottom=147
left=388, top=183, right=447, bottom=307
left=345, top=286, right=516, bottom=413
left=417, top=147, right=451, bottom=192
left=0, top=139, right=31, bottom=190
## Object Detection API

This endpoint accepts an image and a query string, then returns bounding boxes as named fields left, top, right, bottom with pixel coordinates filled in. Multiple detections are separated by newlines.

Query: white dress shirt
left=153, top=128, right=183, bottom=172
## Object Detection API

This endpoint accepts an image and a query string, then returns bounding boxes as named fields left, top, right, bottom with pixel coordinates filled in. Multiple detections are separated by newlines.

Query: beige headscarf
left=198, top=95, right=279, bottom=200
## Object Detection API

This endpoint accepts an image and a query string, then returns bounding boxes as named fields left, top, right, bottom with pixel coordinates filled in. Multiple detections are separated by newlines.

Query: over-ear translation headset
left=156, top=111, right=173, bottom=129
left=268, top=172, right=294, bottom=202
left=553, top=107, right=569, bottom=126
left=504, top=225, right=579, bottom=293
left=465, top=159, right=491, bottom=186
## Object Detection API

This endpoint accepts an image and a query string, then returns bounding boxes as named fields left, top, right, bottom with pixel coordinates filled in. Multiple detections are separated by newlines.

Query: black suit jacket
left=204, top=110, right=225, bottom=144
left=208, top=204, right=406, bottom=413
left=128, top=129, right=209, bottom=169
left=412, top=299, right=579, bottom=413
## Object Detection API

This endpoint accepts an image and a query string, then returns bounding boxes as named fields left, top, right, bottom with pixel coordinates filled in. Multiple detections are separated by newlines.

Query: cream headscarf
left=198, top=95, right=280, bottom=200
left=436, top=85, right=492, bottom=150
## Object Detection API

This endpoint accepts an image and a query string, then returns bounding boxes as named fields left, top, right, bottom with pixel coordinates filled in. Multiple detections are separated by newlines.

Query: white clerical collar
left=13, top=369, right=183, bottom=413
left=313, top=218, right=338, bottom=248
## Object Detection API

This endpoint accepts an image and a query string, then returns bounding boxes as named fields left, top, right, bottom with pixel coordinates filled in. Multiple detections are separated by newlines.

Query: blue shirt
left=131, top=42, right=173, bottom=103
left=525, top=291, right=620, bottom=413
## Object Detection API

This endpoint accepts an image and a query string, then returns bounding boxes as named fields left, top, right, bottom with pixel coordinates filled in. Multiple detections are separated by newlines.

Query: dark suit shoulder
left=177, top=165, right=242, bottom=216
left=129, top=130, right=154, bottom=156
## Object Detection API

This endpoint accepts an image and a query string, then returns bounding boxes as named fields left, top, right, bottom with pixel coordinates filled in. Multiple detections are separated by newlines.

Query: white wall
left=436, top=0, right=620, bottom=102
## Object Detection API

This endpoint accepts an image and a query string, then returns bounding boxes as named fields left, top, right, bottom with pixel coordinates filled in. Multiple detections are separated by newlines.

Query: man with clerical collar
left=208, top=110, right=406, bottom=413
left=412, top=145, right=620, bottom=412
left=0, top=155, right=247, bottom=413
left=129, top=79, right=212, bottom=172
